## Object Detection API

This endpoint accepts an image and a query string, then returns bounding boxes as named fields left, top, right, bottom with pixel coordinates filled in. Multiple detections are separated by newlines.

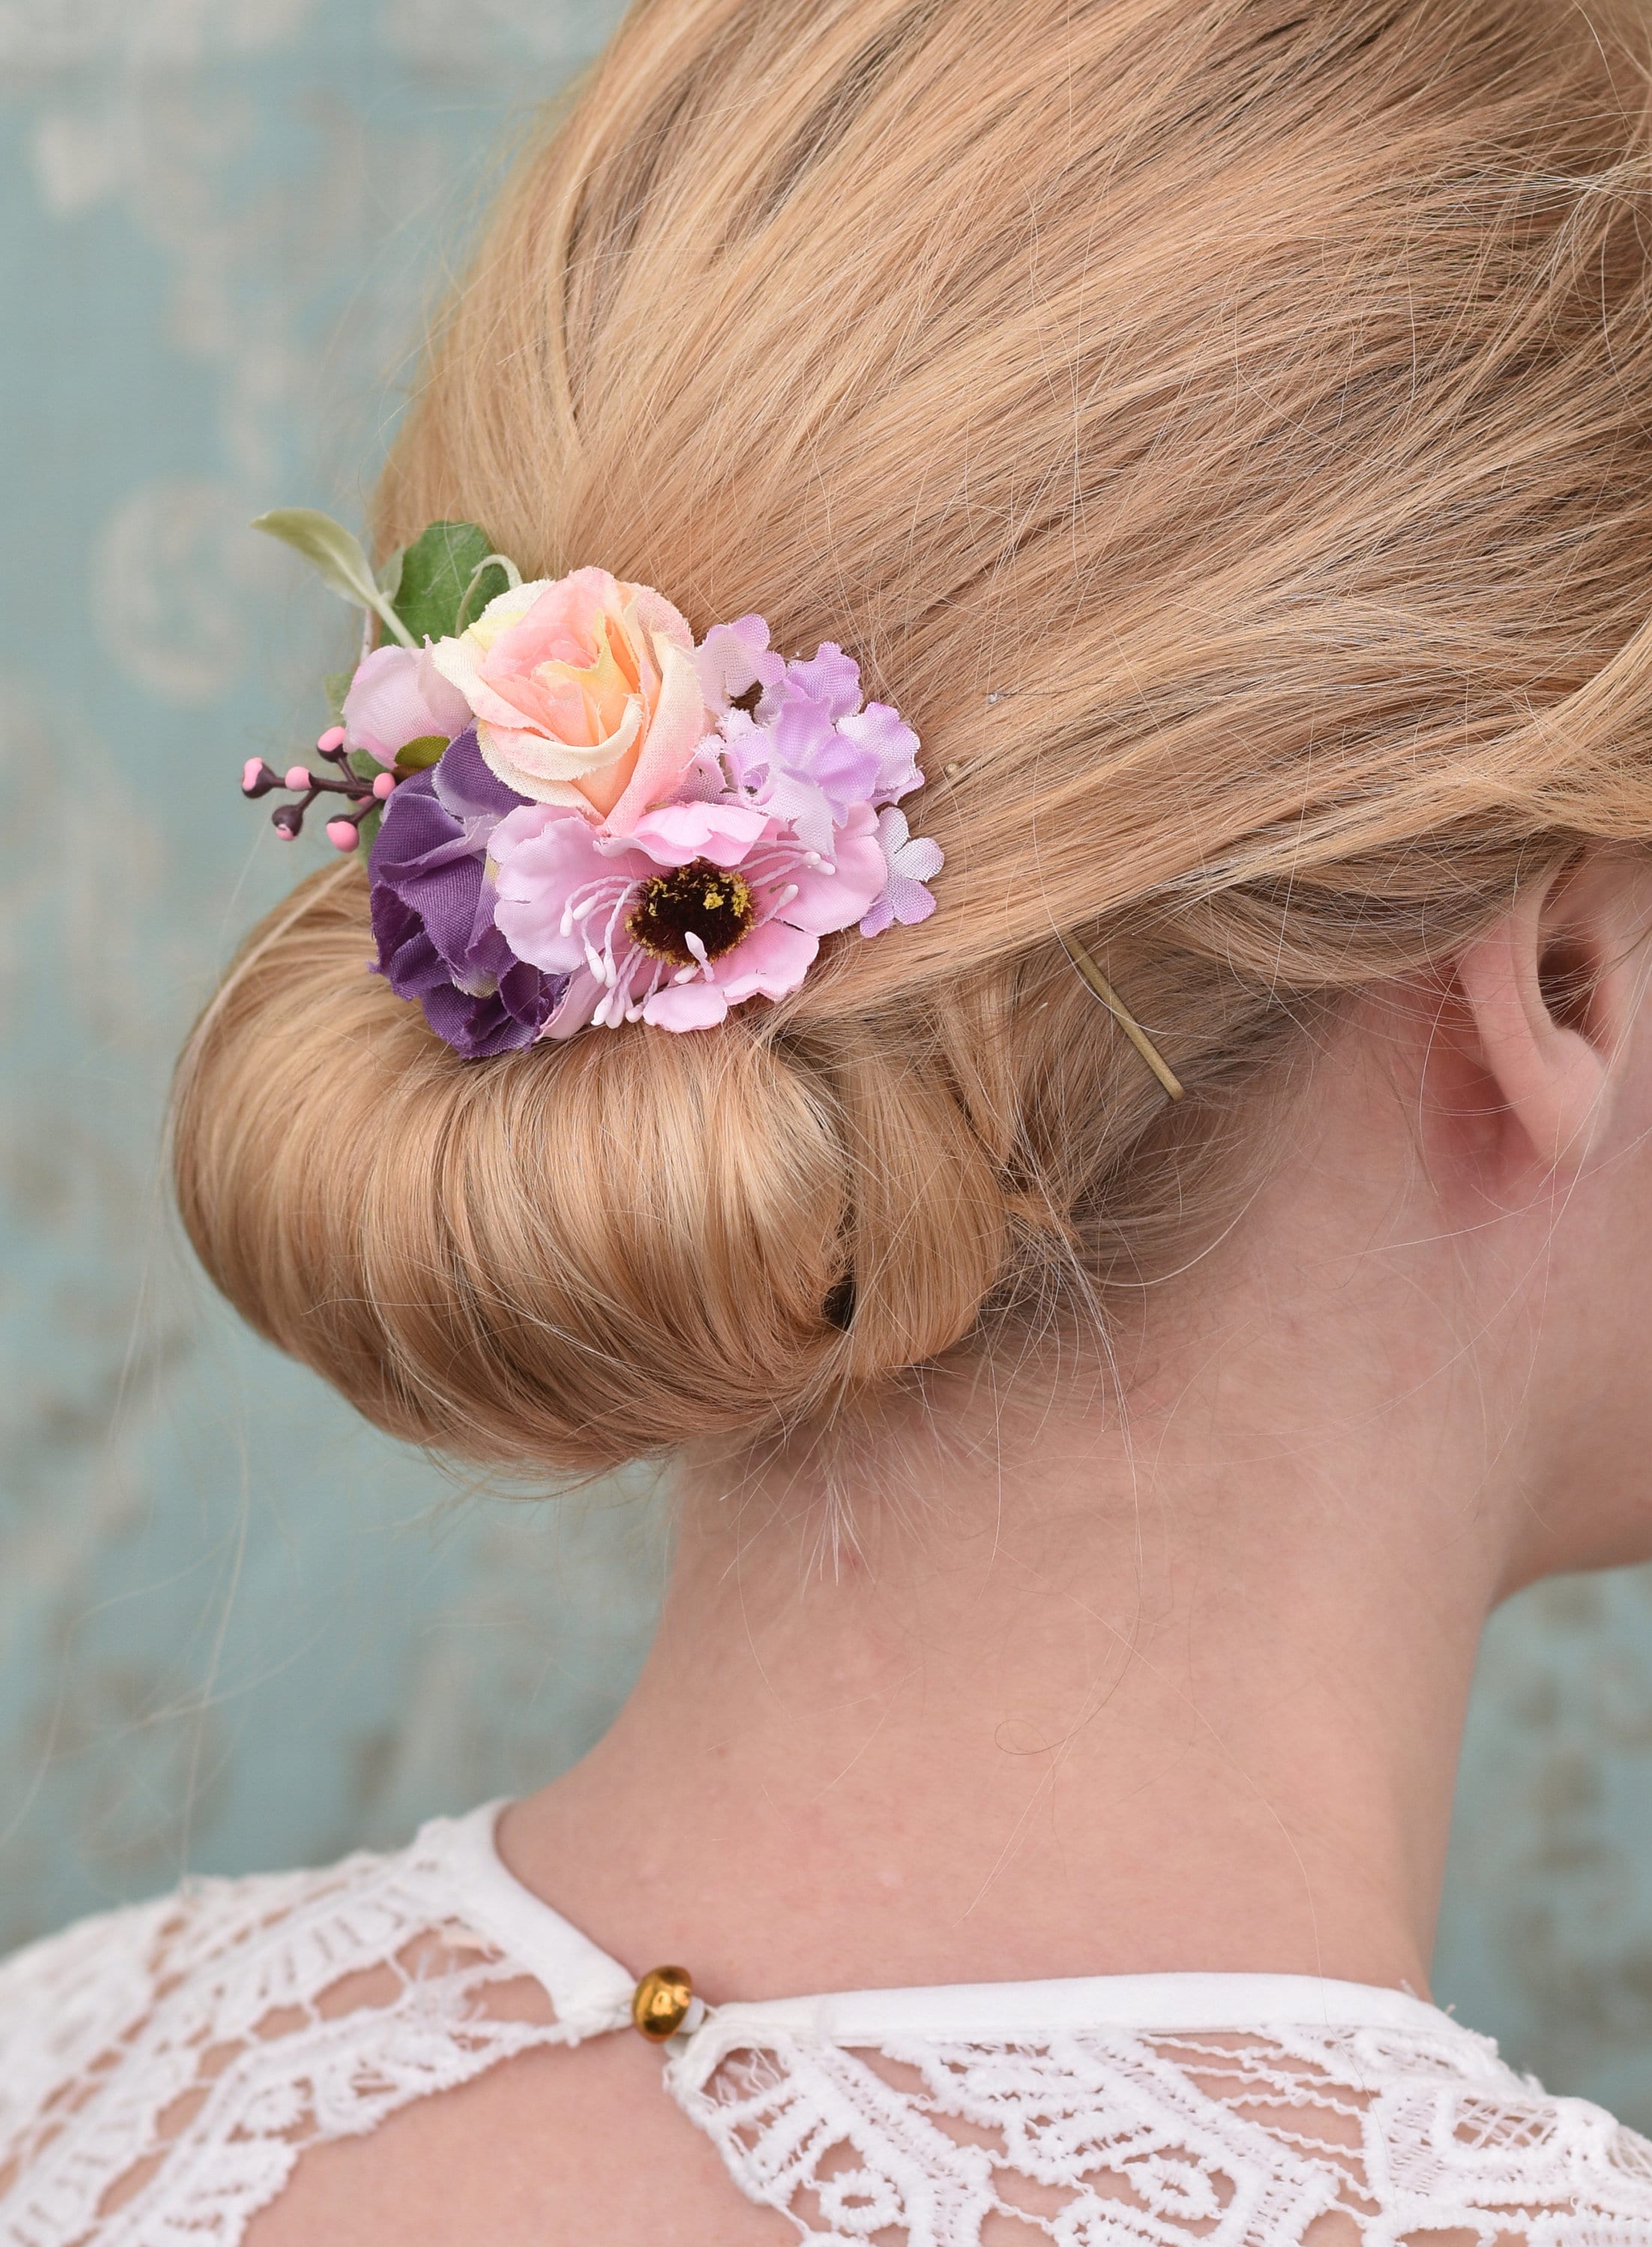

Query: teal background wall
left=4, top=0, right=1652, bottom=2132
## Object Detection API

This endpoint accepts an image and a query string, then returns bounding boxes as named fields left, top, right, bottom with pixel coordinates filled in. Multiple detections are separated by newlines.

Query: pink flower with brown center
left=490, top=796, right=887, bottom=1035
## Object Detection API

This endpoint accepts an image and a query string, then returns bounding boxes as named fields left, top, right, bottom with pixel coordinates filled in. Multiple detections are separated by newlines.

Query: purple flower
left=367, top=729, right=559, bottom=1057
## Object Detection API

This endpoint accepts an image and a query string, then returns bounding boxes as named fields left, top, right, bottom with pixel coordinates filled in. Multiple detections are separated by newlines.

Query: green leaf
left=395, top=733, right=449, bottom=773
left=346, top=749, right=384, bottom=786
left=391, top=520, right=508, bottom=646
left=377, top=545, right=405, bottom=603
left=356, top=804, right=384, bottom=853
left=252, top=509, right=416, bottom=648
left=324, top=670, right=354, bottom=727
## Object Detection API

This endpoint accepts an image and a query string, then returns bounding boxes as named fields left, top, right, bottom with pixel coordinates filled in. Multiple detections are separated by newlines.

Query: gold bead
left=631, top=1964, right=694, bottom=2042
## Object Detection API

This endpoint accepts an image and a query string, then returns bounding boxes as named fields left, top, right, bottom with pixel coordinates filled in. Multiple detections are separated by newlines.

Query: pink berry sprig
left=240, top=726, right=398, bottom=852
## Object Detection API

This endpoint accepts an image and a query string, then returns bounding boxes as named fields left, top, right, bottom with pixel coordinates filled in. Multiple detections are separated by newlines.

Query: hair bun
left=172, top=870, right=1010, bottom=1473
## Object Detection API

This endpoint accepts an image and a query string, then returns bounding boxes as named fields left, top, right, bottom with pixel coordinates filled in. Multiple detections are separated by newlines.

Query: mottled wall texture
left=4, top=0, right=1652, bottom=2132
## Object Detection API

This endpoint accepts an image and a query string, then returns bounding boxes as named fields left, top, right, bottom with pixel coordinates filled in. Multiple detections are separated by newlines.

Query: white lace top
left=1, top=1801, right=1648, bottom=2246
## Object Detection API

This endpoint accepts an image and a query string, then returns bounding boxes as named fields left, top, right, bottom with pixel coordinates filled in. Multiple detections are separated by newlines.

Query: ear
left=1453, top=853, right=1648, bottom=1180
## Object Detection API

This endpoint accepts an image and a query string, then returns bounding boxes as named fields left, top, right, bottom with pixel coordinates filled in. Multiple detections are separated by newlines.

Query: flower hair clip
left=246, top=511, right=944, bottom=1057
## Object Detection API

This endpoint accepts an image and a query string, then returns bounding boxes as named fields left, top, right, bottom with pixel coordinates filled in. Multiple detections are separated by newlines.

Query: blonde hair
left=174, top=0, right=1652, bottom=1473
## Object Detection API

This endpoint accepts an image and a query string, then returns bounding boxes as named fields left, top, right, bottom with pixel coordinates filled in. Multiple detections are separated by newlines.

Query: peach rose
left=427, top=566, right=711, bottom=829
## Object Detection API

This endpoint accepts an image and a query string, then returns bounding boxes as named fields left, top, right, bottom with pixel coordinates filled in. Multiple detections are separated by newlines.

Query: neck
left=502, top=1300, right=1513, bottom=2007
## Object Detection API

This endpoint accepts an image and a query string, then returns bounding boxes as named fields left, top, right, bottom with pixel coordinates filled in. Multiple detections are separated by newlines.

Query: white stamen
left=597, top=941, right=647, bottom=1024
left=598, top=888, right=634, bottom=962
left=566, top=875, right=629, bottom=931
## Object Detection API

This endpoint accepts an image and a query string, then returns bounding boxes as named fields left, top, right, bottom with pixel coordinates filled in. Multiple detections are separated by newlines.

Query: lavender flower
left=860, top=806, right=944, bottom=936
left=717, top=644, right=924, bottom=856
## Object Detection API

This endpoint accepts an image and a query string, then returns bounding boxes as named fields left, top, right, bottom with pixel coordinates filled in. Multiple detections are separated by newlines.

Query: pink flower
left=491, top=797, right=887, bottom=1037
left=428, top=567, right=710, bottom=828
left=341, top=645, right=473, bottom=768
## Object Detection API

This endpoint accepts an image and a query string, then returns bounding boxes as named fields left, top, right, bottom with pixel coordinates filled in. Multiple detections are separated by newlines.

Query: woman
left=5, top=0, right=1652, bottom=2237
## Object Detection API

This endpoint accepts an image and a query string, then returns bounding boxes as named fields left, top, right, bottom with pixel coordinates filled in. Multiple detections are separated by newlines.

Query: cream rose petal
left=626, top=582, right=695, bottom=652
left=423, top=577, right=568, bottom=723
left=425, top=595, right=529, bottom=716
left=480, top=694, right=647, bottom=802
left=458, top=578, right=556, bottom=658
left=603, top=629, right=716, bottom=831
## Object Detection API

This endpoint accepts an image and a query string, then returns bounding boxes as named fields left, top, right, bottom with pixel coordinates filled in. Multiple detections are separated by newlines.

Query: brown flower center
left=628, top=860, right=756, bottom=965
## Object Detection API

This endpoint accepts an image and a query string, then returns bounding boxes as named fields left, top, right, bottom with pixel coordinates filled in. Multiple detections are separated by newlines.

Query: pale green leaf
left=251, top=508, right=415, bottom=647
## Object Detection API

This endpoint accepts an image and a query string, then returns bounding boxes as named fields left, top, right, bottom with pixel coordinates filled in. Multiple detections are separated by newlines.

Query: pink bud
left=318, top=725, right=347, bottom=753
left=285, top=764, right=311, bottom=792
left=371, top=771, right=396, bottom=801
left=325, top=818, right=361, bottom=852
left=241, top=756, right=264, bottom=793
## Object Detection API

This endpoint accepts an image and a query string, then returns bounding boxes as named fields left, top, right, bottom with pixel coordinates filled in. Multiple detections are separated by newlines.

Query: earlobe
left=1453, top=858, right=1642, bottom=1181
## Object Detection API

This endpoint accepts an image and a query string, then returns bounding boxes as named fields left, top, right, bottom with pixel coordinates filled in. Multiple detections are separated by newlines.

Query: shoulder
left=0, top=1808, right=567, bottom=2247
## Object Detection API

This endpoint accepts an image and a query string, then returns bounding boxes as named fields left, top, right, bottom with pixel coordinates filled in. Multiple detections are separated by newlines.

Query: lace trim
left=4, top=1809, right=1652, bottom=2247
left=668, top=2019, right=1652, bottom=2243
left=0, top=1824, right=578, bottom=2247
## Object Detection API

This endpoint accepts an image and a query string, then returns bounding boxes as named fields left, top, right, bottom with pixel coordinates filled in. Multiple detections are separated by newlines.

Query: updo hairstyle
left=174, top=0, right=1652, bottom=1473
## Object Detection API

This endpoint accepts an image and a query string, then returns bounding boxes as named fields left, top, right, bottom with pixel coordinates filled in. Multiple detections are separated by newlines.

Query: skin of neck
left=501, top=855, right=1652, bottom=2007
